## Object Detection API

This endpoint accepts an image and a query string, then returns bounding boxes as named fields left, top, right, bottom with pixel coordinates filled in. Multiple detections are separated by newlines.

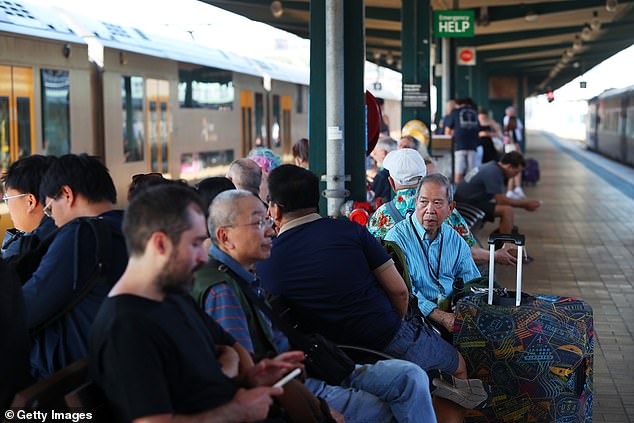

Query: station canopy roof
left=200, top=0, right=634, bottom=95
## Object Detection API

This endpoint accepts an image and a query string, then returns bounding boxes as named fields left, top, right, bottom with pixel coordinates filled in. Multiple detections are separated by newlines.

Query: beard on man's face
left=156, top=252, right=204, bottom=295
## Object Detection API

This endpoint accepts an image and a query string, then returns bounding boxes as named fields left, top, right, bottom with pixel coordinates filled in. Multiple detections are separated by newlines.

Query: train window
left=272, top=95, right=281, bottom=148
left=255, top=93, right=266, bottom=147
left=178, top=67, right=234, bottom=110
left=626, top=106, right=634, bottom=135
left=179, top=149, right=234, bottom=181
left=122, top=76, right=144, bottom=162
left=1, top=97, right=9, bottom=172
left=40, top=69, right=70, bottom=156
left=296, top=84, right=303, bottom=114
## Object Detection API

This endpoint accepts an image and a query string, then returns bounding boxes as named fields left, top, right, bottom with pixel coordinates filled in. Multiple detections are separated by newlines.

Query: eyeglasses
left=1, top=193, right=27, bottom=204
left=43, top=199, right=54, bottom=218
left=227, top=216, right=275, bottom=231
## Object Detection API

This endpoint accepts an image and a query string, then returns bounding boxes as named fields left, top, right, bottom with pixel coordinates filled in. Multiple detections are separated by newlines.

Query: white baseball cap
left=382, top=148, right=427, bottom=186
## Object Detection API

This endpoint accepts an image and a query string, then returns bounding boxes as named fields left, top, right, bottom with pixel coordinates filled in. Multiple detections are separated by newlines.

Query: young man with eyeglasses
left=22, top=154, right=128, bottom=379
left=1, top=155, right=56, bottom=259
left=195, top=189, right=437, bottom=423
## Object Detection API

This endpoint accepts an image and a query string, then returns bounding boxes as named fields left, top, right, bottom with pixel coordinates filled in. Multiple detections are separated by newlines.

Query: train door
left=240, top=90, right=253, bottom=157
left=0, top=65, right=35, bottom=175
left=146, top=79, right=170, bottom=174
left=281, top=95, right=292, bottom=157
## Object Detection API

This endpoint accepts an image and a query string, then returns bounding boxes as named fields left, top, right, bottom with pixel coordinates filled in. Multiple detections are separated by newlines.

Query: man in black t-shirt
left=89, top=184, right=304, bottom=422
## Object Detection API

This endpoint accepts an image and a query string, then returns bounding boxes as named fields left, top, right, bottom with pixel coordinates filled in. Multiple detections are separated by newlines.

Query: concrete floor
left=478, top=131, right=634, bottom=423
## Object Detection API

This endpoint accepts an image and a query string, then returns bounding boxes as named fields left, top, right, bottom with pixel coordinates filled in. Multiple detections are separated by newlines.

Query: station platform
left=481, top=130, right=634, bottom=423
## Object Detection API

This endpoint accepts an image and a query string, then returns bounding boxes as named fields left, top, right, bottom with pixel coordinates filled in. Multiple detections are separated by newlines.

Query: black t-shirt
left=89, top=293, right=238, bottom=422
left=446, top=106, right=479, bottom=150
left=477, top=125, right=499, bottom=164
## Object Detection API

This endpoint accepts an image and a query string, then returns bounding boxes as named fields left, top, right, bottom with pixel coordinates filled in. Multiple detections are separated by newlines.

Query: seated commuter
left=292, top=138, right=310, bottom=169
left=90, top=184, right=303, bottom=423
left=454, top=151, right=540, bottom=235
left=247, top=147, right=282, bottom=202
left=226, top=158, right=262, bottom=197
left=368, top=150, right=516, bottom=266
left=23, top=154, right=128, bottom=379
left=258, top=165, right=490, bottom=419
left=1, top=155, right=56, bottom=259
left=385, top=174, right=481, bottom=333
left=195, top=189, right=436, bottom=423
left=370, top=137, right=397, bottom=203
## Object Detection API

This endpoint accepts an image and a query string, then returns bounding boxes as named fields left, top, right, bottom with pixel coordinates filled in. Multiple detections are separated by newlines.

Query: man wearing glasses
left=1, top=155, right=56, bottom=259
left=195, top=189, right=437, bottom=422
left=22, top=154, right=128, bottom=379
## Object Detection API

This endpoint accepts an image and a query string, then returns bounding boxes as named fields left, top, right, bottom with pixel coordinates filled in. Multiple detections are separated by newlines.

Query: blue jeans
left=382, top=319, right=459, bottom=374
left=305, top=359, right=436, bottom=423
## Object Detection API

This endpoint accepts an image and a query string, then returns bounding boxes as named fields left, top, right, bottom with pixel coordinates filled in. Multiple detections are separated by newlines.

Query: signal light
left=547, top=91, right=555, bottom=103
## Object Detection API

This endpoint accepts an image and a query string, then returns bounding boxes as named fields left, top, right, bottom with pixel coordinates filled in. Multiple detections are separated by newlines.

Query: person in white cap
left=368, top=149, right=426, bottom=239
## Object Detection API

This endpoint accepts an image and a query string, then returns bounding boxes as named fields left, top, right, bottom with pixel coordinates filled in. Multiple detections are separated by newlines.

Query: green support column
left=309, top=0, right=327, bottom=215
left=401, top=0, right=432, bottom=130
left=343, top=0, right=366, bottom=202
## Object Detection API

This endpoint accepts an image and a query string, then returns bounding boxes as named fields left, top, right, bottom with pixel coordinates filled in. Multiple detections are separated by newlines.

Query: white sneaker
left=513, top=186, right=527, bottom=199
left=506, top=190, right=521, bottom=200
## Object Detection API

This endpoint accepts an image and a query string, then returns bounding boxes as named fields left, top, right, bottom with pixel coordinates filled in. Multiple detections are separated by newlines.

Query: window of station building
left=121, top=76, right=144, bottom=162
left=179, top=149, right=234, bottom=180
left=178, top=67, right=234, bottom=110
left=296, top=84, right=304, bottom=114
left=40, top=69, right=70, bottom=156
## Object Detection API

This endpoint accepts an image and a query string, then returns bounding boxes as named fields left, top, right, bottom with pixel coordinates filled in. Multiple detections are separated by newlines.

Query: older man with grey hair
left=225, top=158, right=262, bottom=197
left=193, top=189, right=439, bottom=423
left=385, top=174, right=480, bottom=334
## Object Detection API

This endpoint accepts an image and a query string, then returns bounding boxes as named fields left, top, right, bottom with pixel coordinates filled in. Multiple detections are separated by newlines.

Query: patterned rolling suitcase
left=454, top=234, right=593, bottom=422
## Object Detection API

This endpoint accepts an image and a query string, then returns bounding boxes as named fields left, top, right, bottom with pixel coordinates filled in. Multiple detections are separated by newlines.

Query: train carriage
left=0, top=1, right=309, bottom=236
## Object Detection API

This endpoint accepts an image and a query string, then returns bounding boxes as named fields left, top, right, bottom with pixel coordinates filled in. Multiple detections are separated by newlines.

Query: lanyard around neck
left=408, top=214, right=444, bottom=295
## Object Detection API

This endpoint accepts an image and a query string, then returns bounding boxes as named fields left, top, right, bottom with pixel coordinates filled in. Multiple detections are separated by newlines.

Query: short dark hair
left=268, top=164, right=319, bottom=214
left=123, top=184, right=205, bottom=256
left=2, top=155, right=54, bottom=200
left=40, top=154, right=117, bottom=203
left=500, top=151, right=526, bottom=168
left=195, top=177, right=236, bottom=217
left=292, top=138, right=310, bottom=162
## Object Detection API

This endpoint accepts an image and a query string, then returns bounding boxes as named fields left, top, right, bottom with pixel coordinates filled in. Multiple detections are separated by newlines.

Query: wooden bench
left=9, top=358, right=88, bottom=410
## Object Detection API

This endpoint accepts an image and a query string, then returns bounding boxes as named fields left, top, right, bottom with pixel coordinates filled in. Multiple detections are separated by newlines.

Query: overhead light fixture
left=270, top=1, right=284, bottom=18
left=564, top=48, right=574, bottom=58
left=373, top=51, right=381, bottom=60
left=572, top=36, right=583, bottom=51
left=590, top=11, right=602, bottom=30
left=525, top=11, right=538, bottom=22
left=606, top=0, right=618, bottom=12
left=385, top=52, right=394, bottom=65
left=581, top=25, right=593, bottom=41
left=477, top=6, right=490, bottom=26
left=573, top=61, right=581, bottom=68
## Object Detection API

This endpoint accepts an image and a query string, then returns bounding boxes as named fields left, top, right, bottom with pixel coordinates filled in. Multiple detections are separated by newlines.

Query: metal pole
left=324, top=0, right=347, bottom=217
left=442, top=37, right=450, bottom=108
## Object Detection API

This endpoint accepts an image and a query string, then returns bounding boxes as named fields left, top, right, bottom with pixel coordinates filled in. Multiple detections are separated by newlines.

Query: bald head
left=226, top=159, right=262, bottom=195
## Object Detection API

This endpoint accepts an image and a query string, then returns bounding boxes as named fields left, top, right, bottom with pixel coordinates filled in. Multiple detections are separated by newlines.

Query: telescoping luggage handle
left=488, top=233, right=525, bottom=306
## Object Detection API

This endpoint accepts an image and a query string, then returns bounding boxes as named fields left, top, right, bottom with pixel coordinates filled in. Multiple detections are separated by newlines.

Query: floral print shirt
left=367, top=188, right=476, bottom=247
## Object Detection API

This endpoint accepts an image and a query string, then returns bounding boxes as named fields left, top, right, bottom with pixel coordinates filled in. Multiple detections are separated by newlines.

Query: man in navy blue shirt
left=258, top=165, right=492, bottom=420
left=445, top=98, right=480, bottom=184
left=23, top=154, right=128, bottom=379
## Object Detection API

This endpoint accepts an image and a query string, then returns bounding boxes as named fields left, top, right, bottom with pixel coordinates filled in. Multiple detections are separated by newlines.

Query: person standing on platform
left=445, top=98, right=479, bottom=184
left=370, top=137, right=398, bottom=203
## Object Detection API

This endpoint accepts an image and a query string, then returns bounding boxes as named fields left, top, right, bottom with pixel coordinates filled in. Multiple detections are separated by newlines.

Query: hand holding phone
left=273, top=368, right=302, bottom=388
